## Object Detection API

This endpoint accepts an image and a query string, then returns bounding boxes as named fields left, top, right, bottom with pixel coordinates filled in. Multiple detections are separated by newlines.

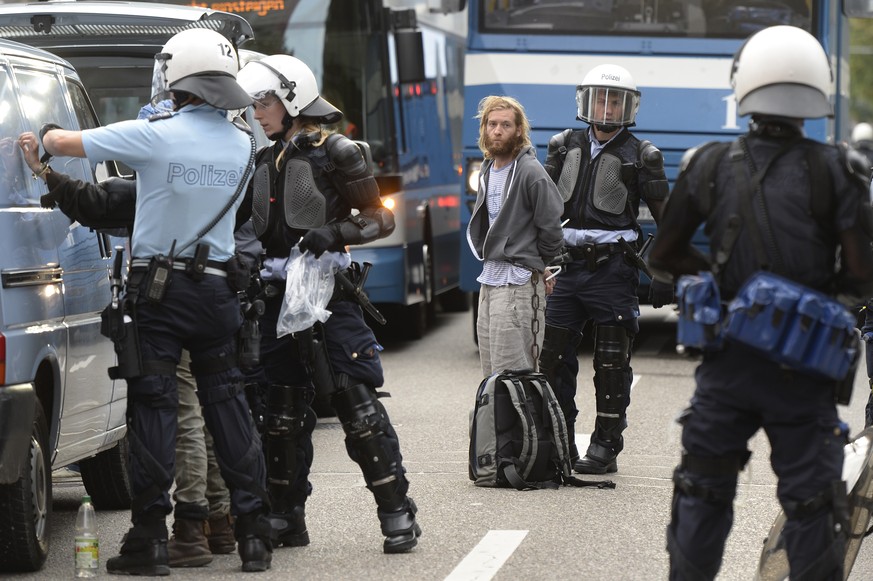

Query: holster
left=100, top=292, right=143, bottom=380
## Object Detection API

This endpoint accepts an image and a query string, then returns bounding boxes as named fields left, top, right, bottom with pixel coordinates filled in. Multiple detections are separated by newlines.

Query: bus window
left=481, top=0, right=812, bottom=37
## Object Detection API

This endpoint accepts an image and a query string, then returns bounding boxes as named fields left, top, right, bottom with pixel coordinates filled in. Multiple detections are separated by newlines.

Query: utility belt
left=130, top=257, right=228, bottom=279
left=676, top=271, right=859, bottom=403
left=567, top=242, right=625, bottom=271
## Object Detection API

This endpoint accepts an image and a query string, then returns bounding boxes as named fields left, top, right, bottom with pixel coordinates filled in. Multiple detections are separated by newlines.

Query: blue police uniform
left=539, top=126, right=668, bottom=473
left=81, top=104, right=269, bottom=545
left=236, top=131, right=420, bottom=553
left=649, top=120, right=873, bottom=580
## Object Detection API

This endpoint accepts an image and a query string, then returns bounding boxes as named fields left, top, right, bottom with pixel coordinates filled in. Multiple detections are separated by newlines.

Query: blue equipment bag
left=676, top=272, right=723, bottom=352
left=723, top=272, right=859, bottom=382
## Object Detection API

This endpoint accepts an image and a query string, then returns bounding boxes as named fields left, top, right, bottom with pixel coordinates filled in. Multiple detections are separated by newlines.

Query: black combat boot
left=235, top=511, right=274, bottom=572
left=574, top=441, right=618, bottom=474
left=267, top=506, right=309, bottom=548
left=106, top=511, right=170, bottom=576
left=378, top=497, right=421, bottom=554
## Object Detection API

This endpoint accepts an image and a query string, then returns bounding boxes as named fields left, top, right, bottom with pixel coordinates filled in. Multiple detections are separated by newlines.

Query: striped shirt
left=477, top=162, right=533, bottom=287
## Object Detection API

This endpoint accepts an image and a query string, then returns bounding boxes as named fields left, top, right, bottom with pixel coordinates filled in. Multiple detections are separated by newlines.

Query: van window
left=15, top=66, right=91, bottom=184
left=0, top=66, right=33, bottom=207
left=68, top=80, right=99, bottom=131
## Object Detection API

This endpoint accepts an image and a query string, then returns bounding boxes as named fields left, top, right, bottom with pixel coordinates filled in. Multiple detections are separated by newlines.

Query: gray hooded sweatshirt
left=467, top=145, right=564, bottom=273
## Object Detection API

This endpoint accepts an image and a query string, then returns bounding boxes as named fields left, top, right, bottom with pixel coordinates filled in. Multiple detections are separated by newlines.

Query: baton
left=335, top=265, right=387, bottom=325
left=618, top=234, right=654, bottom=280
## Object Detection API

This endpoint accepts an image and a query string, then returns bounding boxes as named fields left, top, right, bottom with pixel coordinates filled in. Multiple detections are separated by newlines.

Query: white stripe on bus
left=464, top=53, right=733, bottom=89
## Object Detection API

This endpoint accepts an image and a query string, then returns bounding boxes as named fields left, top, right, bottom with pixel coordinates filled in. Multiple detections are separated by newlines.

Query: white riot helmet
left=852, top=122, right=873, bottom=146
left=731, top=25, right=832, bottom=119
left=151, top=28, right=251, bottom=110
left=576, top=64, right=640, bottom=127
left=237, top=55, right=342, bottom=124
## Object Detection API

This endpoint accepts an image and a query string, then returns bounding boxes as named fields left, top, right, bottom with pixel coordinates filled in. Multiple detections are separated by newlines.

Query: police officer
left=538, top=64, right=670, bottom=473
left=234, top=55, right=420, bottom=553
left=648, top=25, right=873, bottom=580
left=851, top=122, right=873, bottom=169
left=42, top=29, right=273, bottom=574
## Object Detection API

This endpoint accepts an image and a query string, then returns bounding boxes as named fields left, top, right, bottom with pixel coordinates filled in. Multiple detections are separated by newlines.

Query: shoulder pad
left=839, top=142, right=873, bottom=186
left=548, top=128, right=573, bottom=150
left=678, top=145, right=702, bottom=174
left=232, top=115, right=254, bottom=135
left=679, top=141, right=726, bottom=174
left=327, top=134, right=367, bottom=176
left=148, top=111, right=174, bottom=122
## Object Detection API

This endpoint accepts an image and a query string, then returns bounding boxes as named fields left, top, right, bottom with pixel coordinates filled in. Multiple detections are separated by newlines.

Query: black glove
left=298, top=226, right=340, bottom=258
left=649, top=279, right=675, bottom=309
left=39, top=191, right=58, bottom=209
left=39, top=123, right=63, bottom=151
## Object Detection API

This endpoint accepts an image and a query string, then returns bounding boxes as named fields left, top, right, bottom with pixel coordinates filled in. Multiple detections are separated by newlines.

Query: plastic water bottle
left=74, top=495, right=99, bottom=578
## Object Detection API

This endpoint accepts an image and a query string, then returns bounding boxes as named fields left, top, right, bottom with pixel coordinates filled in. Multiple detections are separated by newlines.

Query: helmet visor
left=576, top=86, right=640, bottom=126
left=151, top=53, right=172, bottom=105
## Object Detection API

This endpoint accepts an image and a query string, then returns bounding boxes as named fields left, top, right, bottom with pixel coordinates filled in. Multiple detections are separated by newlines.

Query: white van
left=0, top=38, right=130, bottom=572
left=0, top=1, right=267, bottom=572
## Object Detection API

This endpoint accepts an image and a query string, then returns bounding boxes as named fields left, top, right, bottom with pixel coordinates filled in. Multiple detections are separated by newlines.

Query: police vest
left=251, top=135, right=352, bottom=258
left=693, top=136, right=841, bottom=298
left=558, top=129, right=641, bottom=231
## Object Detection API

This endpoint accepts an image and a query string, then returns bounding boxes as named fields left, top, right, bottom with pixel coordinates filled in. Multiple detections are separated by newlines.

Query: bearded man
left=465, top=95, right=564, bottom=377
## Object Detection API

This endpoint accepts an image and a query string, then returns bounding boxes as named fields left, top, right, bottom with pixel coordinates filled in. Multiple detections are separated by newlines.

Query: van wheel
left=79, top=436, right=132, bottom=510
left=0, top=399, right=51, bottom=572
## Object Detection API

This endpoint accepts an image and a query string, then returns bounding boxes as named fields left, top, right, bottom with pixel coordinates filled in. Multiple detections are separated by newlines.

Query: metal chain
left=530, top=272, right=541, bottom=369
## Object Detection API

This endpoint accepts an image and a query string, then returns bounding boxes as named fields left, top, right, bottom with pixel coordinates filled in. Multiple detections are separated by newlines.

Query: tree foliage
left=850, top=18, right=873, bottom=123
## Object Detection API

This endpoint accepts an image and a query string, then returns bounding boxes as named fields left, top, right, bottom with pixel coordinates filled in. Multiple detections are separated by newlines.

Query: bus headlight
left=466, top=159, right=482, bottom=194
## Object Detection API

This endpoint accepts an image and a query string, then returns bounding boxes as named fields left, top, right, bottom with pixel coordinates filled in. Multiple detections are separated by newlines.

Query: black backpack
left=468, top=369, right=615, bottom=491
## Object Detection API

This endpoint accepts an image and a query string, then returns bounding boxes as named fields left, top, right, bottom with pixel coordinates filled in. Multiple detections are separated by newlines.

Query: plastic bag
left=276, top=247, right=337, bottom=336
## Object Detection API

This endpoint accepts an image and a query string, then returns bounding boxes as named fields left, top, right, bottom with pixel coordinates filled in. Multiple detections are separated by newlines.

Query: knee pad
left=333, top=383, right=408, bottom=510
left=264, top=385, right=316, bottom=493
left=539, top=324, right=582, bottom=379
left=539, top=324, right=583, bottom=424
left=266, top=384, right=315, bottom=437
left=672, top=450, right=750, bottom=505
left=593, top=324, right=633, bottom=415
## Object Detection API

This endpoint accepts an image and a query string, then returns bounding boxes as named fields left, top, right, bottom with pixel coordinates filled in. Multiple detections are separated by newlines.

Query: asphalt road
left=10, top=305, right=873, bottom=580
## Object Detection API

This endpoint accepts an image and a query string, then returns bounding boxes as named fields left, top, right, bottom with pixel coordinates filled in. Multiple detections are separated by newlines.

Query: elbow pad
left=334, top=206, right=395, bottom=246
left=641, top=179, right=669, bottom=201
left=638, top=140, right=667, bottom=179
left=328, top=135, right=381, bottom=206
left=842, top=142, right=873, bottom=189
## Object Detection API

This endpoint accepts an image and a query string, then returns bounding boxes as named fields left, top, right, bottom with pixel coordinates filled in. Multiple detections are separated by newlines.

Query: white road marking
left=444, top=530, right=528, bottom=581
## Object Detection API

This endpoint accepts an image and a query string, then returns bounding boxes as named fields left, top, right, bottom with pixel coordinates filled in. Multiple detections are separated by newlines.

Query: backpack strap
left=527, top=374, right=618, bottom=490
left=806, top=143, right=834, bottom=230
left=503, top=376, right=539, bottom=484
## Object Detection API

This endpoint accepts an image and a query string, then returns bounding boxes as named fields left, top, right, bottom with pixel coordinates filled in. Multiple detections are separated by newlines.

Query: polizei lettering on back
left=167, top=163, right=243, bottom=187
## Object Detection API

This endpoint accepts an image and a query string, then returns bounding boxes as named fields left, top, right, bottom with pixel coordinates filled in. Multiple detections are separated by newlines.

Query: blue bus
left=147, top=0, right=470, bottom=339
left=459, top=0, right=868, bottom=331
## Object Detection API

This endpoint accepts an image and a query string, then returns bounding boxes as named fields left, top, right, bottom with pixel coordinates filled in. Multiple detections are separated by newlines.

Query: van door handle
left=1, top=265, right=63, bottom=288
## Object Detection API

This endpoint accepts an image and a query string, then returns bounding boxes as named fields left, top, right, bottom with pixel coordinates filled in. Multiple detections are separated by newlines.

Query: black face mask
left=593, top=124, right=620, bottom=134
